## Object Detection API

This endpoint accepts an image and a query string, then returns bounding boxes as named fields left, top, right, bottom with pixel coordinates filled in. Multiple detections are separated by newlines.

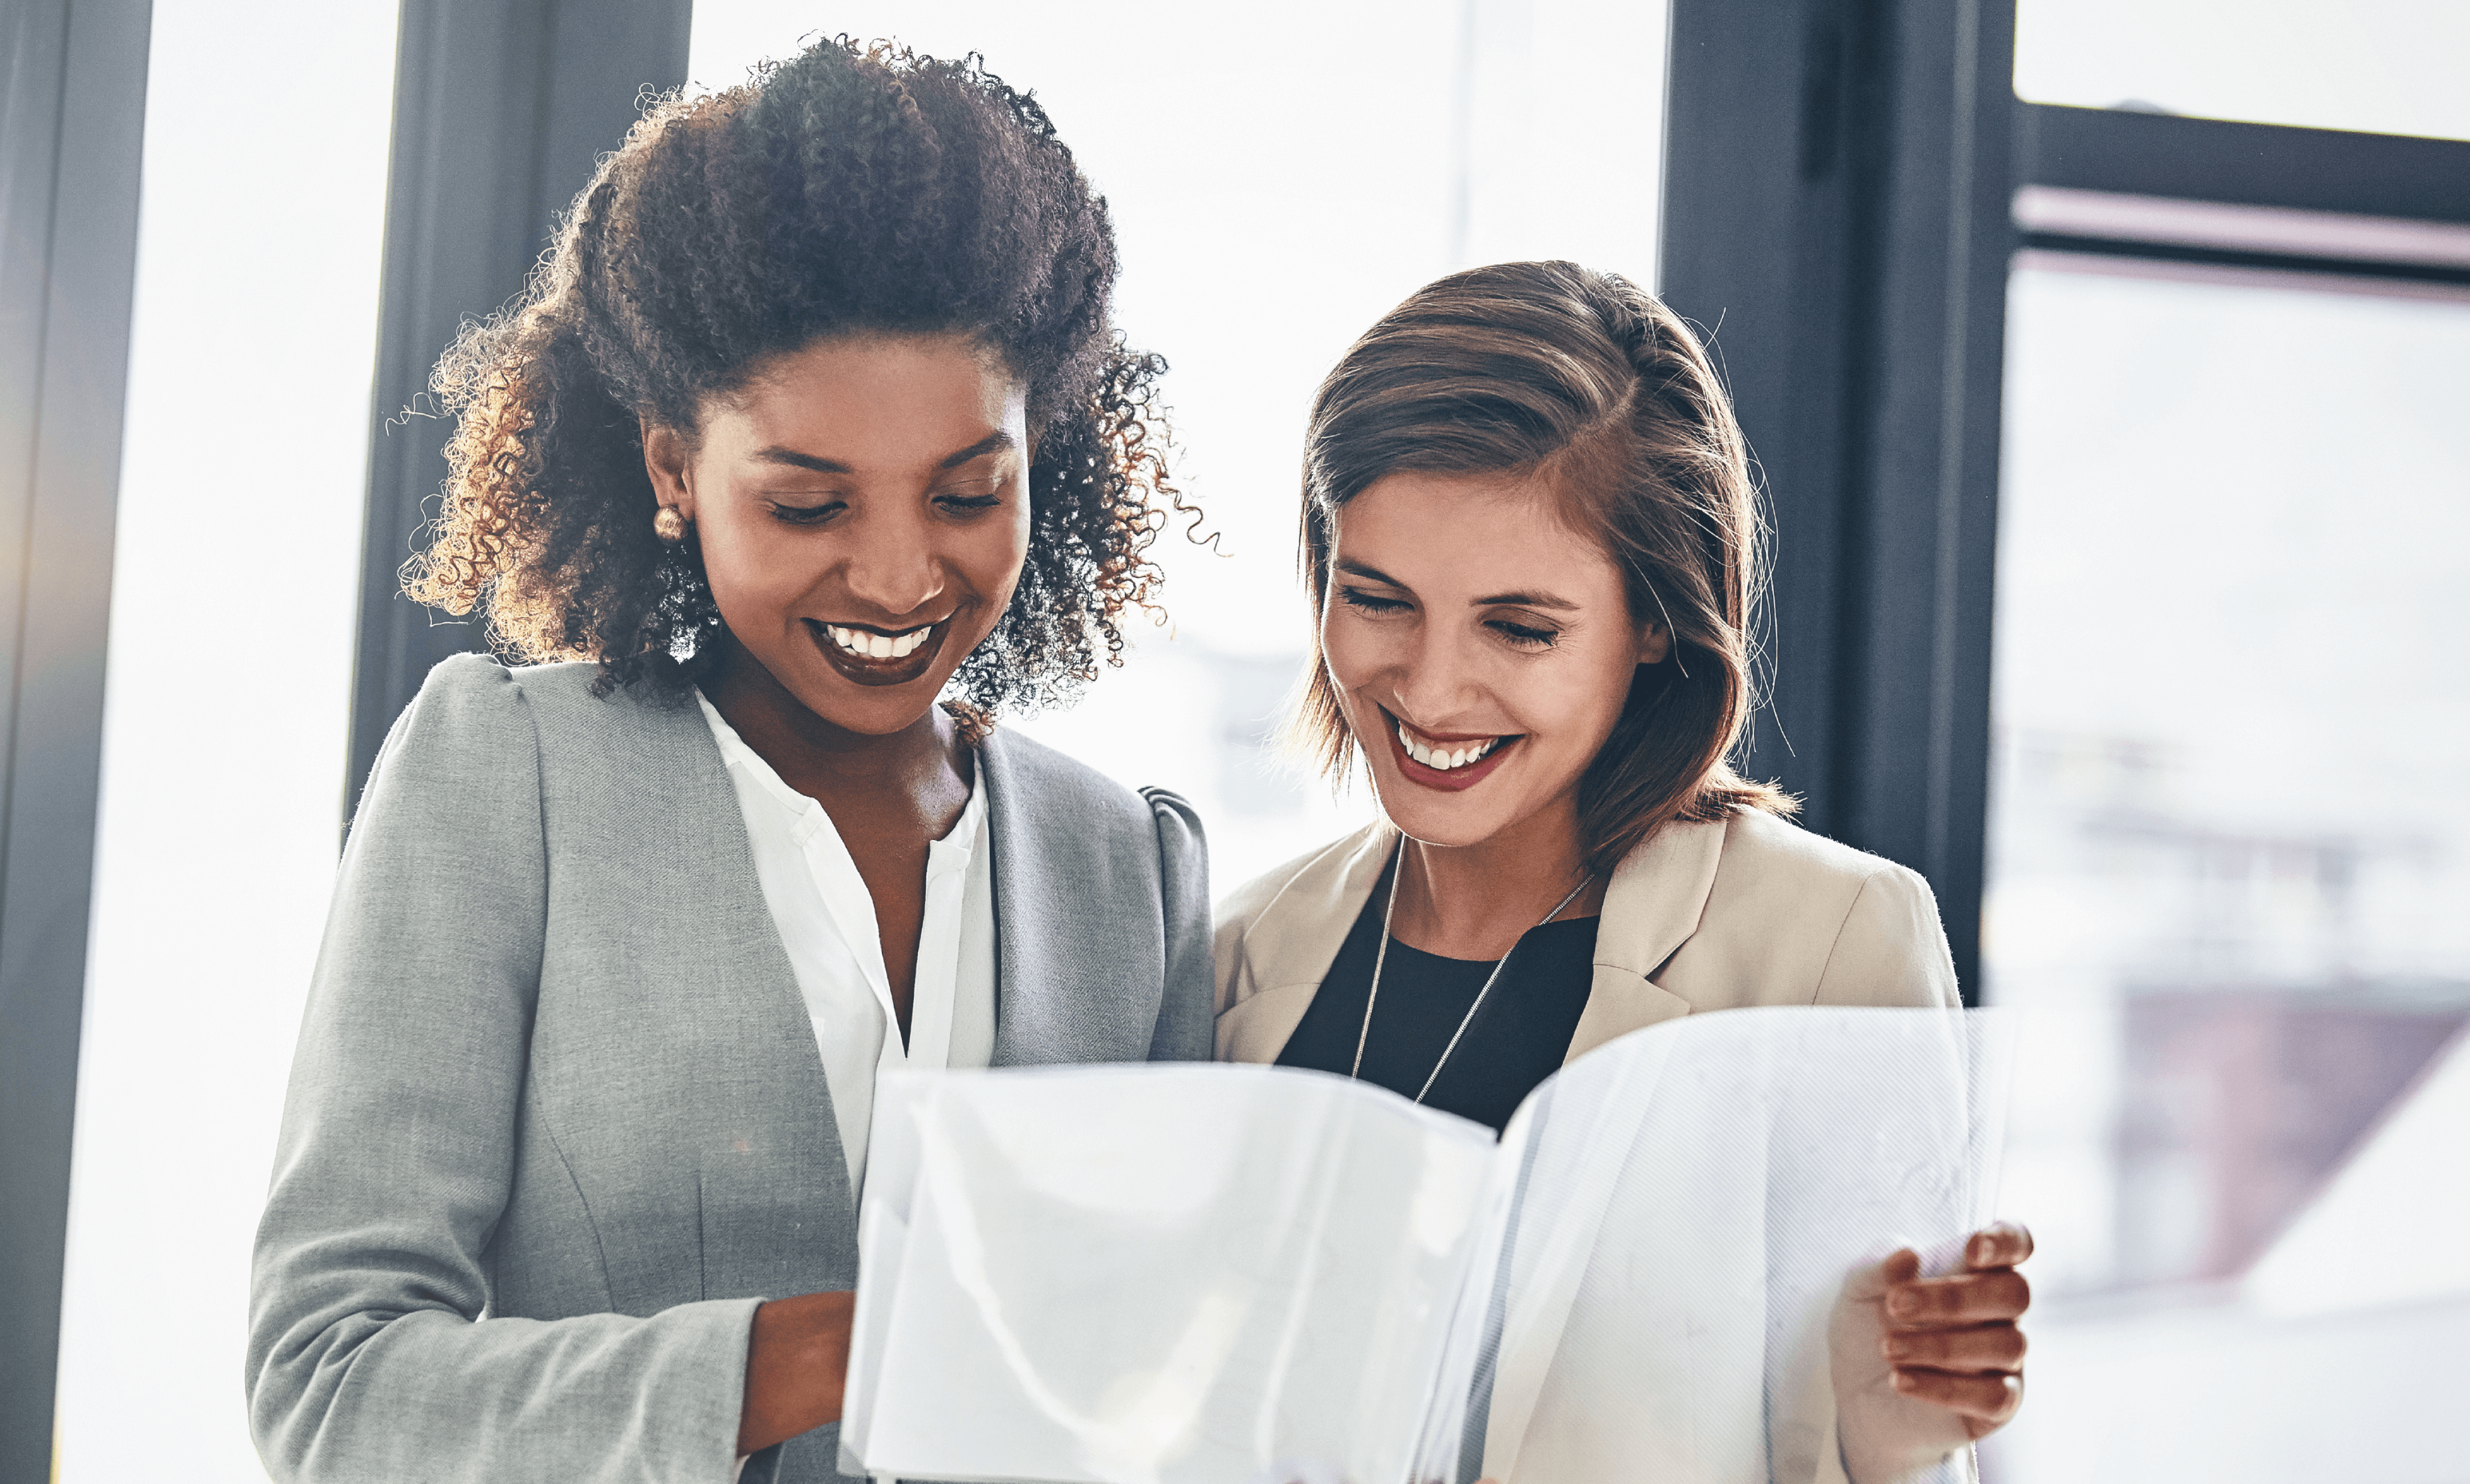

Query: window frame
left=0, top=1, right=150, bottom=1471
left=347, top=0, right=693, bottom=816
left=1657, top=0, right=2470, bottom=1002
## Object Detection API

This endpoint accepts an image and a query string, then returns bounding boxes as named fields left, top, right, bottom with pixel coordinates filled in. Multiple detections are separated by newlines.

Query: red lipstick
left=804, top=617, right=950, bottom=688
left=1384, top=713, right=1520, bottom=793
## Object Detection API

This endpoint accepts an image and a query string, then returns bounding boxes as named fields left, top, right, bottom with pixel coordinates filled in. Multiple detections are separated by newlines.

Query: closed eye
left=934, top=492, right=1004, bottom=515
left=1338, top=586, right=1411, bottom=615
left=767, top=500, right=846, bottom=527
left=1488, top=618, right=1559, bottom=650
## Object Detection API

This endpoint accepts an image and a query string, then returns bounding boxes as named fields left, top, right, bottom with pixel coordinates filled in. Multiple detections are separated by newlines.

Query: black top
left=1276, top=856, right=1600, bottom=1132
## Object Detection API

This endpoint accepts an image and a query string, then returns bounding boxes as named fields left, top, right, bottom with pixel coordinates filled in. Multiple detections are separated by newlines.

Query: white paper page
left=844, top=1063, right=1505, bottom=1484
left=844, top=1008, right=2009, bottom=1484
left=1478, top=1006, right=2012, bottom=1484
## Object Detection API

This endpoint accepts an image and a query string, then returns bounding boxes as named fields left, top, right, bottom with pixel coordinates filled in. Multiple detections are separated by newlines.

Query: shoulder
left=1661, top=808, right=1957, bottom=1009
left=349, top=655, right=551, bottom=858
left=980, top=725, right=1160, bottom=832
left=978, top=728, right=1208, bottom=890
left=365, top=654, right=539, bottom=788
left=392, top=653, right=679, bottom=741
left=1210, top=822, right=1389, bottom=1059
left=1706, top=807, right=1945, bottom=941
left=1217, top=823, right=1382, bottom=943
left=496, top=657, right=703, bottom=750
left=405, top=650, right=531, bottom=717
left=1212, top=820, right=1388, bottom=1017
left=1711, top=806, right=1923, bottom=899
left=362, top=654, right=716, bottom=820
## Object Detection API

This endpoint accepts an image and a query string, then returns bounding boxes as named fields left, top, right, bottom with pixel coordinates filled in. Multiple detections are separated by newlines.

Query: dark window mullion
left=0, top=0, right=149, bottom=1475
left=2021, top=103, right=2470, bottom=227
left=347, top=0, right=691, bottom=821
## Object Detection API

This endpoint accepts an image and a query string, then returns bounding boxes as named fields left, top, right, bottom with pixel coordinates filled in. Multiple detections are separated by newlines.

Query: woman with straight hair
left=249, top=40, right=1208, bottom=1484
left=1214, top=260, right=2029, bottom=1482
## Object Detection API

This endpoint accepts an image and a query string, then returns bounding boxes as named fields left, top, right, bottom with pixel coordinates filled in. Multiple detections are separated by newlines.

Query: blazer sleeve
left=1806, top=865, right=1975, bottom=1484
left=246, top=655, right=755, bottom=1484
left=1140, top=786, right=1214, bottom=1062
left=1810, top=863, right=1963, bottom=1010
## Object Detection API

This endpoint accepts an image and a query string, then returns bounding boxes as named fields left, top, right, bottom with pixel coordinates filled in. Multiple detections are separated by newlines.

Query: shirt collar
left=696, top=688, right=986, bottom=850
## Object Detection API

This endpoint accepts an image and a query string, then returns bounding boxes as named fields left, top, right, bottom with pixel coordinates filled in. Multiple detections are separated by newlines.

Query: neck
left=1390, top=792, right=1602, bottom=960
left=703, top=637, right=961, bottom=801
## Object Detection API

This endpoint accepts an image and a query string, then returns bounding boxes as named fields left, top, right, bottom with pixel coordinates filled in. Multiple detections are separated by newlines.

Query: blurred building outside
left=1978, top=252, right=2470, bottom=1482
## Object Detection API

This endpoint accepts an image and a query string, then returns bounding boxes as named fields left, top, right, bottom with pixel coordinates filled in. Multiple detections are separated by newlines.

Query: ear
left=640, top=415, right=695, bottom=516
left=1638, top=621, right=1673, bottom=667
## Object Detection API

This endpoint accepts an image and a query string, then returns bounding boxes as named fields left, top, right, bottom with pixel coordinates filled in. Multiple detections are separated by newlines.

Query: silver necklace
left=1349, top=851, right=1592, bottom=1104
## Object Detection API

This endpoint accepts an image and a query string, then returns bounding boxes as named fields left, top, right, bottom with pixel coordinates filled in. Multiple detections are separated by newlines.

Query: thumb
left=1842, top=1241, right=1921, bottom=1302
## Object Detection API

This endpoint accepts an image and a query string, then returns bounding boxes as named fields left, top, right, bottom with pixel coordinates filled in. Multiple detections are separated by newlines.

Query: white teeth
left=825, top=623, right=933, bottom=660
left=1395, top=721, right=1501, bottom=772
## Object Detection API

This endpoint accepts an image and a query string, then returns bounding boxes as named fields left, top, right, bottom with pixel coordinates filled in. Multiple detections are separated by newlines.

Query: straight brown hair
left=1292, top=260, right=1792, bottom=875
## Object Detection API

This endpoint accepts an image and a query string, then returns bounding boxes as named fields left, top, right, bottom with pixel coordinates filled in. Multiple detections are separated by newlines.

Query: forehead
left=1333, top=469, right=1625, bottom=599
left=709, top=333, right=1026, bottom=459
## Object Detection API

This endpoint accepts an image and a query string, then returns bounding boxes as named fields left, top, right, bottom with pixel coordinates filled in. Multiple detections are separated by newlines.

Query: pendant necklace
left=1349, top=848, right=1592, bottom=1104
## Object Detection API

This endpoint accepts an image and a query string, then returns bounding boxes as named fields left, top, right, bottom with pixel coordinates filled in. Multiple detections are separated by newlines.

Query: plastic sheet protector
left=841, top=1006, right=2011, bottom=1484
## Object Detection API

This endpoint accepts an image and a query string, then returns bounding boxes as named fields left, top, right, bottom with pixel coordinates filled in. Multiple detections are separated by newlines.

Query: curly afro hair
left=405, top=38, right=1181, bottom=715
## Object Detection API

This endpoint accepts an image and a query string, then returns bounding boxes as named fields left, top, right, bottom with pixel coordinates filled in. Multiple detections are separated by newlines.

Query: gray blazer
left=248, top=654, right=1212, bottom=1484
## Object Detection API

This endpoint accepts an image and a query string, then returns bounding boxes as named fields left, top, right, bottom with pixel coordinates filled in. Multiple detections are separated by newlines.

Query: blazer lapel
left=979, top=729, right=1162, bottom=1066
left=538, top=676, right=859, bottom=1307
left=1216, top=821, right=1394, bottom=1063
left=1563, top=816, right=1727, bottom=1061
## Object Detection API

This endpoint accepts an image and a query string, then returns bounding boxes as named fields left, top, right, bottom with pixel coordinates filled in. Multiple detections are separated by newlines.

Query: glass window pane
left=2015, top=0, right=2470, bottom=144
left=687, top=0, right=1670, bottom=891
left=1983, top=255, right=2470, bottom=1481
left=52, top=4, right=399, bottom=1481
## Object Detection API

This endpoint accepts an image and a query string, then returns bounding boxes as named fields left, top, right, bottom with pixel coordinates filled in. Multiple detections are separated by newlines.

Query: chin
left=808, top=679, right=953, bottom=736
left=1368, top=770, right=1523, bottom=849
left=749, top=648, right=948, bottom=736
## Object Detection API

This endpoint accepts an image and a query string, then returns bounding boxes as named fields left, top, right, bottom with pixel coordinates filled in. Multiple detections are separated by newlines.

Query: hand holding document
left=841, top=1006, right=2012, bottom=1484
left=1829, top=1222, right=2035, bottom=1484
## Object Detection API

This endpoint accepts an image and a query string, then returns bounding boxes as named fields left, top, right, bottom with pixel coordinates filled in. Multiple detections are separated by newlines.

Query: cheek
left=1474, top=636, right=1636, bottom=759
left=1319, top=608, right=1389, bottom=695
left=695, top=515, right=804, bottom=617
left=1549, top=641, right=1643, bottom=751
left=972, top=506, right=1032, bottom=608
left=939, top=505, right=1033, bottom=638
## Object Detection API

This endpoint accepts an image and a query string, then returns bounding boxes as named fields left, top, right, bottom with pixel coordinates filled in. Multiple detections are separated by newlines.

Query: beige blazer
left=1214, top=805, right=1960, bottom=1066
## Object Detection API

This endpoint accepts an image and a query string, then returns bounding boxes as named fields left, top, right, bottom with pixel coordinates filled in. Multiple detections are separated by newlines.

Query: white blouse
left=697, top=692, right=996, bottom=1195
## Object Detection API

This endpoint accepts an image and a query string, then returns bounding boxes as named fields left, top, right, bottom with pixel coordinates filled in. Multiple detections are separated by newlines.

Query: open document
left=840, top=1006, right=2011, bottom=1484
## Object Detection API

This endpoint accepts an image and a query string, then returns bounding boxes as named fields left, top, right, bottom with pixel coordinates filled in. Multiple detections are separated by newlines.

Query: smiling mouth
left=823, top=622, right=935, bottom=661
left=1394, top=721, right=1507, bottom=773
left=803, top=616, right=952, bottom=687
left=1386, top=713, right=1522, bottom=792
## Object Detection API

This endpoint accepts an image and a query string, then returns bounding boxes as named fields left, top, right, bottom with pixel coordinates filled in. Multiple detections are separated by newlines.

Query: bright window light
left=2015, top=0, right=2470, bottom=142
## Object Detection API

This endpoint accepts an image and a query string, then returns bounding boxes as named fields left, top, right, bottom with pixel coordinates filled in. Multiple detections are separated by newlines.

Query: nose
left=1385, top=618, right=1488, bottom=732
left=839, top=499, right=947, bottom=621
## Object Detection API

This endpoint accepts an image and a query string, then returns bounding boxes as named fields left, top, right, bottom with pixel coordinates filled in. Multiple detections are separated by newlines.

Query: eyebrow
left=749, top=430, right=1016, bottom=476
left=934, top=430, right=1016, bottom=470
left=1334, top=557, right=1580, bottom=611
left=1473, top=588, right=1579, bottom=611
left=750, top=447, right=852, bottom=474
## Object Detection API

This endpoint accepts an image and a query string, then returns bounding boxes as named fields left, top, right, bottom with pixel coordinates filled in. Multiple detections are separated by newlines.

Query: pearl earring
left=653, top=505, right=687, bottom=544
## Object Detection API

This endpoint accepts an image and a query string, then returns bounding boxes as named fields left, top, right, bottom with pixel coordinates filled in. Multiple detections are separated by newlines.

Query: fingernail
left=1887, top=1289, right=1920, bottom=1319
left=1971, top=1236, right=1993, bottom=1265
left=1881, top=1336, right=1910, bottom=1361
left=1891, top=1369, right=1918, bottom=1392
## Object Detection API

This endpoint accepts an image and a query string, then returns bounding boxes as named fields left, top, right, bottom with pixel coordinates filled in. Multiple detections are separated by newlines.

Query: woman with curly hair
left=249, top=39, right=1206, bottom=1484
